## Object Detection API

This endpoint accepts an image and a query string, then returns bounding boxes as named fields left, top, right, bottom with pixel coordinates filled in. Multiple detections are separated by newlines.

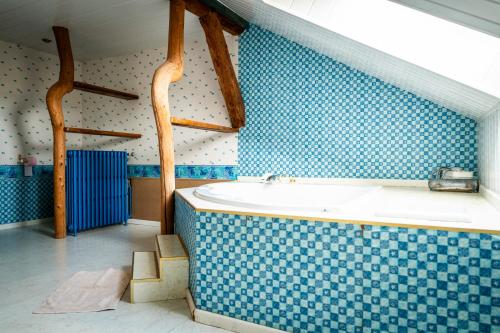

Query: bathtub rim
left=176, top=186, right=500, bottom=235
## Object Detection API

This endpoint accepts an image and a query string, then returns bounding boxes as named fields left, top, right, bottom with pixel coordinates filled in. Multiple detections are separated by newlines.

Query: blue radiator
left=66, top=150, right=129, bottom=235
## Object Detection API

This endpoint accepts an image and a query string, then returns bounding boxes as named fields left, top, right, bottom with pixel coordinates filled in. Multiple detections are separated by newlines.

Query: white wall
left=478, top=103, right=500, bottom=195
left=80, top=32, right=239, bottom=165
left=0, top=40, right=83, bottom=164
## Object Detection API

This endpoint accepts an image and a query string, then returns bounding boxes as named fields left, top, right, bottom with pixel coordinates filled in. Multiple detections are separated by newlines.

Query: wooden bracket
left=200, top=11, right=245, bottom=128
left=64, top=127, right=142, bottom=138
left=73, top=81, right=138, bottom=100
left=171, top=117, right=239, bottom=133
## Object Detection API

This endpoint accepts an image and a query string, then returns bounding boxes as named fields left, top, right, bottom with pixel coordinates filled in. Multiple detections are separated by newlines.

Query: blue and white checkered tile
left=0, top=177, right=53, bottom=224
left=361, top=226, right=500, bottom=333
left=238, top=26, right=477, bottom=179
left=175, top=195, right=200, bottom=295
left=175, top=195, right=500, bottom=333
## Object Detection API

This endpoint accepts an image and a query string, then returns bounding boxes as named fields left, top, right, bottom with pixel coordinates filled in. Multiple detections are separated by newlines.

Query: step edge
left=132, top=251, right=160, bottom=280
left=156, top=234, right=189, bottom=259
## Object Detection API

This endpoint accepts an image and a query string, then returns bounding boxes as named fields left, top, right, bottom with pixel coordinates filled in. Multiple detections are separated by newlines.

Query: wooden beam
left=73, top=81, right=138, bottom=100
left=184, top=0, right=247, bottom=35
left=46, top=26, right=74, bottom=239
left=171, top=117, right=239, bottom=133
left=151, top=0, right=185, bottom=235
left=64, top=127, right=142, bottom=138
left=200, top=11, right=246, bottom=128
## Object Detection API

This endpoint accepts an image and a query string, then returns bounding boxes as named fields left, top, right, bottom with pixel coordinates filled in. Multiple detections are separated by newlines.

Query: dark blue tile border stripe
left=0, top=165, right=238, bottom=180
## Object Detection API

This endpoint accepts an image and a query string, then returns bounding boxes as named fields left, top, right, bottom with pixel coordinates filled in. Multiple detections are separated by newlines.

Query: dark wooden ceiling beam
left=184, top=0, right=247, bottom=35
left=200, top=11, right=246, bottom=128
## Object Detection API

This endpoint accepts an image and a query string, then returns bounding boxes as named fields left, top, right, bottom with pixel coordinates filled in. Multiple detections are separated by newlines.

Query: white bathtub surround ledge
left=177, top=183, right=500, bottom=234
left=481, top=185, right=500, bottom=212
left=238, top=176, right=429, bottom=187
left=186, top=290, right=286, bottom=333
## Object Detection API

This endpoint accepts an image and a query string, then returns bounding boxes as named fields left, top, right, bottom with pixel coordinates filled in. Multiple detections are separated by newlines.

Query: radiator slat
left=66, top=150, right=128, bottom=235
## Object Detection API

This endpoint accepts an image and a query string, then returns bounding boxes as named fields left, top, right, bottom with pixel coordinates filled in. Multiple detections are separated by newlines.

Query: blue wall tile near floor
left=238, top=25, right=477, bottom=179
left=0, top=166, right=53, bottom=224
left=0, top=164, right=237, bottom=224
left=175, top=195, right=500, bottom=333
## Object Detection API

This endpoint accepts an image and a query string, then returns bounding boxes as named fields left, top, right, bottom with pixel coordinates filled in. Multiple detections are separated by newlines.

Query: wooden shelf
left=171, top=117, right=239, bottom=133
left=73, top=81, right=138, bottom=100
left=64, top=127, right=142, bottom=138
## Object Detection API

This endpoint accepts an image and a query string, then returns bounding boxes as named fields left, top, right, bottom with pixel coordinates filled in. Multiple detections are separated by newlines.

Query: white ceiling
left=220, top=0, right=500, bottom=119
left=1, top=0, right=499, bottom=119
left=0, top=0, right=203, bottom=60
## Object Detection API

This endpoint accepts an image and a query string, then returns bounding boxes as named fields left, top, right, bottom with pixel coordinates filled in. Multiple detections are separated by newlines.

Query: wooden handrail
left=64, top=127, right=142, bottom=138
left=46, top=26, right=74, bottom=239
left=73, top=81, right=138, bottom=100
left=152, top=0, right=185, bottom=235
left=171, top=117, right=238, bottom=133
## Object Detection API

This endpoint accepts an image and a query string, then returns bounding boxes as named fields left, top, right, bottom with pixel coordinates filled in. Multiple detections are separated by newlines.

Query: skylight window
left=265, top=0, right=500, bottom=99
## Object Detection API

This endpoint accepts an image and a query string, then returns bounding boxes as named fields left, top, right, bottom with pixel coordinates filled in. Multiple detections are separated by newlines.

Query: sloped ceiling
left=389, top=0, right=500, bottom=39
left=0, top=0, right=203, bottom=60
left=1, top=0, right=498, bottom=119
left=220, top=0, right=500, bottom=119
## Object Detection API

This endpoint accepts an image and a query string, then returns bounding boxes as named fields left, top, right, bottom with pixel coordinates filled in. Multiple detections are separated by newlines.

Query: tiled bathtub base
left=174, top=194, right=500, bottom=332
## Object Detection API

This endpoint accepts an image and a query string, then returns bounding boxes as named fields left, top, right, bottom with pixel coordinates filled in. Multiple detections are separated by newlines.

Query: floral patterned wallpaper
left=0, top=40, right=83, bottom=165
left=80, top=32, right=239, bottom=165
left=0, top=32, right=239, bottom=166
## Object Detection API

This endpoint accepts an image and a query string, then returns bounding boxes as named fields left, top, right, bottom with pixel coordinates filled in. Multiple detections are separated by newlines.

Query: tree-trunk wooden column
left=152, top=0, right=185, bottom=234
left=46, top=27, right=74, bottom=239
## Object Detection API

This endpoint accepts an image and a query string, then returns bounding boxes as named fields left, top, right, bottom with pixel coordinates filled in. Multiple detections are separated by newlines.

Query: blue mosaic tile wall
left=175, top=195, right=500, bottom=332
left=175, top=195, right=198, bottom=295
left=238, top=25, right=477, bottom=179
left=0, top=163, right=237, bottom=224
left=0, top=166, right=53, bottom=224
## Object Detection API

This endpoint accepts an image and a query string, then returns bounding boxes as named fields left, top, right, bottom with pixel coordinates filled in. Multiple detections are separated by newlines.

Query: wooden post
left=152, top=0, right=185, bottom=234
left=200, top=11, right=245, bottom=128
left=46, top=27, right=74, bottom=239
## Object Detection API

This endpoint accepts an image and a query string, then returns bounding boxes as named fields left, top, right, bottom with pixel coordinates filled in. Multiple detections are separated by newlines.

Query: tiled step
left=156, top=234, right=188, bottom=260
left=130, top=234, right=189, bottom=303
left=132, top=251, right=159, bottom=280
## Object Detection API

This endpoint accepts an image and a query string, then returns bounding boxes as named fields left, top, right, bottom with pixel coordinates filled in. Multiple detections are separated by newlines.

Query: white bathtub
left=194, top=181, right=381, bottom=212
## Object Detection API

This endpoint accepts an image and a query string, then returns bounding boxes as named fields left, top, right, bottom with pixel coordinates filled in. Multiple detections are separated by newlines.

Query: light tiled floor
left=0, top=221, right=229, bottom=333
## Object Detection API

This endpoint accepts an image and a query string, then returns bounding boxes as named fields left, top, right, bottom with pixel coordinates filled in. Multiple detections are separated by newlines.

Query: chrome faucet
left=260, top=173, right=283, bottom=183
